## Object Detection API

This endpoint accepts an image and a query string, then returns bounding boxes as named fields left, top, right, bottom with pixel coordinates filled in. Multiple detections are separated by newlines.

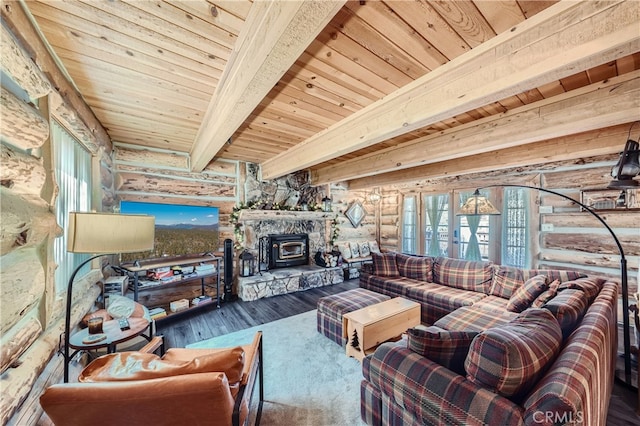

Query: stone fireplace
left=236, top=210, right=343, bottom=300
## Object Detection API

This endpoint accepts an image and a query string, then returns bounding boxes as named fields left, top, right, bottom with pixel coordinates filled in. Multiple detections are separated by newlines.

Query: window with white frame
left=52, top=120, right=93, bottom=293
left=502, top=187, right=529, bottom=268
left=459, top=190, right=491, bottom=261
left=423, top=194, right=449, bottom=257
left=402, top=195, right=417, bottom=254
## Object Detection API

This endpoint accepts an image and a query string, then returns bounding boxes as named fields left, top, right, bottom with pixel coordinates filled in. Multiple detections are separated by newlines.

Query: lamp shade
left=457, top=191, right=501, bottom=216
left=67, top=212, right=155, bottom=254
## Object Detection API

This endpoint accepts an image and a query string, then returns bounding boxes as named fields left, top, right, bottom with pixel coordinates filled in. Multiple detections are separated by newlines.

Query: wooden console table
left=343, top=297, right=420, bottom=361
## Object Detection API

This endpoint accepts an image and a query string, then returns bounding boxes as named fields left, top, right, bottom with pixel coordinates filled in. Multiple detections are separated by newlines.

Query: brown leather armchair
left=40, top=332, right=263, bottom=426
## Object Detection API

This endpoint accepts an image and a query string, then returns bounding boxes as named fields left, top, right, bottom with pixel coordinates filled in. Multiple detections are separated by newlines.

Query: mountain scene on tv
left=120, top=201, right=219, bottom=261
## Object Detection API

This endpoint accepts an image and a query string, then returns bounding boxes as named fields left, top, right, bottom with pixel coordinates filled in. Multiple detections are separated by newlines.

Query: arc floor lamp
left=460, top=184, right=632, bottom=385
left=62, top=212, right=155, bottom=382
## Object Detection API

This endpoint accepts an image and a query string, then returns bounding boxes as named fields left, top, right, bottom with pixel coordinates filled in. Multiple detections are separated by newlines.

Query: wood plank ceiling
left=25, top=0, right=640, bottom=187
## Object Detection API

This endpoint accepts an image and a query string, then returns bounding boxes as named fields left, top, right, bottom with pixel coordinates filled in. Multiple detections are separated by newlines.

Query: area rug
left=187, top=309, right=366, bottom=426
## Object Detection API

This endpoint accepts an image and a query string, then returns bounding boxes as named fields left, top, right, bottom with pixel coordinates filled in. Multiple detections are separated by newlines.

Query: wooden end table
left=69, top=317, right=152, bottom=355
left=342, top=297, right=421, bottom=362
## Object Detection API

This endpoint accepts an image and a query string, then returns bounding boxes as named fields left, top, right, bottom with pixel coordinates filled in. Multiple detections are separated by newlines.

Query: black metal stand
left=62, top=254, right=109, bottom=383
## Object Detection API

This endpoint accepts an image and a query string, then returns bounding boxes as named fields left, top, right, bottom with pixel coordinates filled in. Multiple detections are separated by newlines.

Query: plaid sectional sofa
left=359, top=253, right=618, bottom=426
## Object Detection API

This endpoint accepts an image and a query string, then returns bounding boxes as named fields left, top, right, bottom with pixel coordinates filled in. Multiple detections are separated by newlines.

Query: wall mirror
left=345, top=201, right=366, bottom=227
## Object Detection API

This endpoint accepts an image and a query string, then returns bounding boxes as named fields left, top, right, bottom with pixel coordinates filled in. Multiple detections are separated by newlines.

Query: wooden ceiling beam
left=347, top=124, right=632, bottom=190
left=1, top=0, right=111, bottom=149
left=312, top=71, right=640, bottom=185
left=261, top=0, right=639, bottom=180
left=189, top=0, right=346, bottom=172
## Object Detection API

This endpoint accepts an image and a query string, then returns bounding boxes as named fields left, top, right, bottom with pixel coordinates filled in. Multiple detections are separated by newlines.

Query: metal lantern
left=322, top=196, right=332, bottom=212
left=238, top=250, right=255, bottom=277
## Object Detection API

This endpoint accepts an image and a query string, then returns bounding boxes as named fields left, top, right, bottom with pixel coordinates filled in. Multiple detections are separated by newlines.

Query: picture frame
left=345, top=201, right=367, bottom=227
left=580, top=188, right=640, bottom=211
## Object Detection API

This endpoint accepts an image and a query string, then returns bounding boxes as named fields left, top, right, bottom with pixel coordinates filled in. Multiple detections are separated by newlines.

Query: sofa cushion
left=506, top=275, right=548, bottom=313
left=396, top=253, right=433, bottom=282
left=79, top=347, right=245, bottom=396
left=434, top=304, right=517, bottom=332
left=372, top=252, right=400, bottom=277
left=531, top=279, right=560, bottom=308
left=406, top=283, right=487, bottom=325
left=490, top=266, right=586, bottom=299
left=542, top=289, right=589, bottom=340
left=465, top=308, right=562, bottom=400
left=433, top=257, right=493, bottom=293
left=407, top=326, right=478, bottom=375
left=557, top=277, right=605, bottom=303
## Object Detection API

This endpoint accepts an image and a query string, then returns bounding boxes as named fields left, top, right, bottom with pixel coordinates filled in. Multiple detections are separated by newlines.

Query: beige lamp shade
left=458, top=191, right=501, bottom=216
left=67, top=212, right=155, bottom=254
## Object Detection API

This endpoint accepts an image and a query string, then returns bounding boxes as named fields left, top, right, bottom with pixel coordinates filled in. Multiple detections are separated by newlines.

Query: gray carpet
left=187, top=310, right=366, bottom=426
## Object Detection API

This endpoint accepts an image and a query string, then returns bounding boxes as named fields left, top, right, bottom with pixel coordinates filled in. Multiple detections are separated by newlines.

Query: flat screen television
left=119, top=201, right=219, bottom=261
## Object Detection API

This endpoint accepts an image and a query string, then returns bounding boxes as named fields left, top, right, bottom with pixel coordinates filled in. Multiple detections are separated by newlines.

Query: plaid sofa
left=359, top=253, right=618, bottom=426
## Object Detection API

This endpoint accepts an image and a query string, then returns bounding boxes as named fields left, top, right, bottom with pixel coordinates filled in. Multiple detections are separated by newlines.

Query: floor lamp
left=459, top=184, right=634, bottom=387
left=62, top=212, right=155, bottom=382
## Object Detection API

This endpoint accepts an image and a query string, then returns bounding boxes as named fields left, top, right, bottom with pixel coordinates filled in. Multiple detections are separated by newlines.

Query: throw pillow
left=372, top=252, right=400, bottom=277
left=396, top=253, right=433, bottom=282
left=350, top=241, right=361, bottom=258
left=107, top=294, right=148, bottom=320
left=368, top=240, right=381, bottom=253
left=465, top=308, right=562, bottom=400
left=531, top=279, right=560, bottom=308
left=541, top=288, right=589, bottom=340
left=338, top=242, right=352, bottom=260
left=407, top=326, right=478, bottom=375
left=359, top=241, right=371, bottom=257
left=506, top=275, right=548, bottom=313
left=557, top=277, right=605, bottom=303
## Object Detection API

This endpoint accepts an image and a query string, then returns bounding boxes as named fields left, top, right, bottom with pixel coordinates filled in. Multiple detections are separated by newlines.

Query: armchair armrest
left=139, top=335, right=164, bottom=355
left=366, top=343, right=524, bottom=426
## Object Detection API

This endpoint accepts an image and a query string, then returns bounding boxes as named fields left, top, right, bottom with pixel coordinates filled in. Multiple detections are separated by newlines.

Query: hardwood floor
left=155, top=280, right=638, bottom=425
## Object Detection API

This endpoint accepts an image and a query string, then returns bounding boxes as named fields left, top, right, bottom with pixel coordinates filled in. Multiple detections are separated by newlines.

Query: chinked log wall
left=0, top=19, right=114, bottom=425
left=113, top=143, right=240, bottom=245
left=383, top=143, right=639, bottom=293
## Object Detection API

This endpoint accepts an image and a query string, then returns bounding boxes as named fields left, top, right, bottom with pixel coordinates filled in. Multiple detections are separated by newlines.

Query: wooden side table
left=69, top=317, right=152, bottom=356
left=343, top=297, right=420, bottom=361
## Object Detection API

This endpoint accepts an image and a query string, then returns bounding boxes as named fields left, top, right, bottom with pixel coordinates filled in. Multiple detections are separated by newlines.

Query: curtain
left=465, top=215, right=481, bottom=261
left=426, top=195, right=445, bottom=256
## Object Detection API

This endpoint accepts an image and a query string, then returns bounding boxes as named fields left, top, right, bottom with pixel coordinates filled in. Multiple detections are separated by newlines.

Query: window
left=402, top=195, right=417, bottom=254
left=458, top=190, right=491, bottom=261
left=423, top=194, right=449, bottom=256
left=52, top=121, right=93, bottom=293
left=503, top=188, right=529, bottom=268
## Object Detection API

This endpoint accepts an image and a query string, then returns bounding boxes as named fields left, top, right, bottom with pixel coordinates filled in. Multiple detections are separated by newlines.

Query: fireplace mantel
left=238, top=210, right=333, bottom=222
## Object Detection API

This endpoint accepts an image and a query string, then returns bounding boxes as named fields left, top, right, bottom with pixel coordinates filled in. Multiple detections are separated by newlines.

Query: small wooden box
left=343, top=297, right=421, bottom=361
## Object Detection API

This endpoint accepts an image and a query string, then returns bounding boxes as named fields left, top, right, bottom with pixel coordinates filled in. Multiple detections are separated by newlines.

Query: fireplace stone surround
left=236, top=210, right=342, bottom=300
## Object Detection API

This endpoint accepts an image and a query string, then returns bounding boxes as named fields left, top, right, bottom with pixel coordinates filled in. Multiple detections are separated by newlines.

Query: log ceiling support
left=347, top=124, right=631, bottom=190
left=261, top=0, right=640, bottom=180
left=189, top=0, right=346, bottom=172
left=317, top=71, right=640, bottom=186
left=1, top=0, right=111, bottom=150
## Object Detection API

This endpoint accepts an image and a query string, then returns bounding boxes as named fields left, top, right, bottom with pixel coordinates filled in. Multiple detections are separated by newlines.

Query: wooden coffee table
left=342, top=297, right=420, bottom=361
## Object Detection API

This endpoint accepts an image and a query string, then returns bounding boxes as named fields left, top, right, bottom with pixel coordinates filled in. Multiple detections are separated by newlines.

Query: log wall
left=0, top=19, right=112, bottom=425
left=113, top=142, right=240, bottom=247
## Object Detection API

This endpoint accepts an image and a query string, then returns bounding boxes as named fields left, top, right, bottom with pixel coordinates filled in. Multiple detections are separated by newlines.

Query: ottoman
left=317, top=288, right=391, bottom=346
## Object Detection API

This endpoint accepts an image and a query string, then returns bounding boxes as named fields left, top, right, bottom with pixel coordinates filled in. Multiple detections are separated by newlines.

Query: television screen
left=120, top=201, right=219, bottom=261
